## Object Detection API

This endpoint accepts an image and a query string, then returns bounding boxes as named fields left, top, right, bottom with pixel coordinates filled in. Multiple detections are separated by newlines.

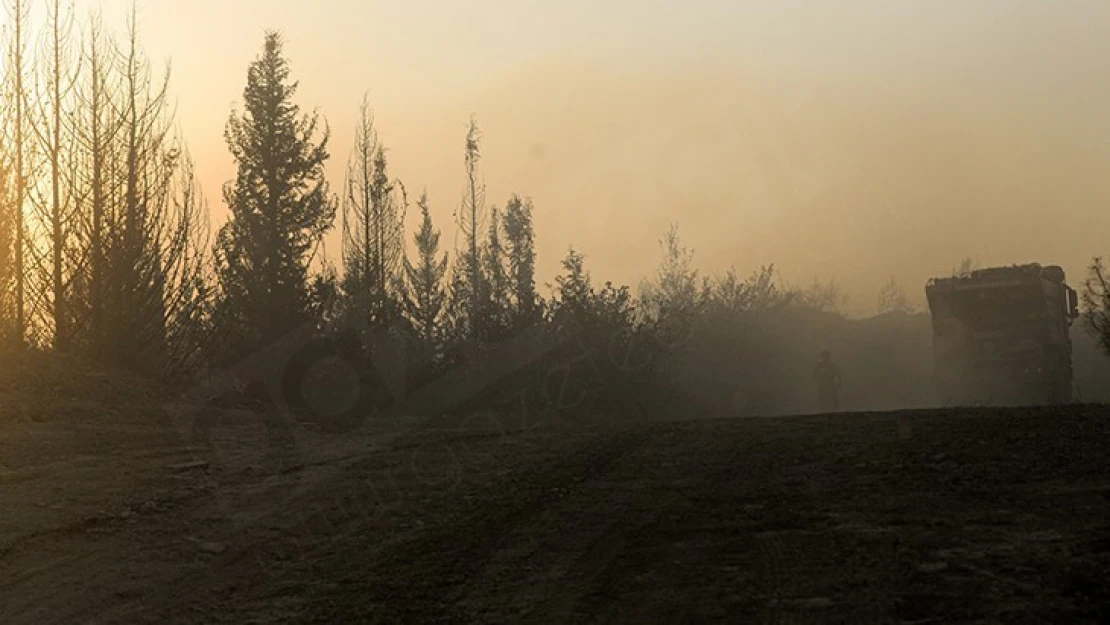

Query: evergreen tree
left=502, top=194, right=538, bottom=328
left=550, top=247, right=635, bottom=340
left=483, top=205, right=510, bottom=338
left=214, top=31, right=335, bottom=356
left=403, top=191, right=448, bottom=355
left=341, top=95, right=406, bottom=331
left=551, top=247, right=592, bottom=327
left=449, top=116, right=489, bottom=341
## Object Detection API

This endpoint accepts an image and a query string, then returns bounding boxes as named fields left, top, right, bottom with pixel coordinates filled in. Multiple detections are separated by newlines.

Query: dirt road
left=2, top=399, right=1109, bottom=624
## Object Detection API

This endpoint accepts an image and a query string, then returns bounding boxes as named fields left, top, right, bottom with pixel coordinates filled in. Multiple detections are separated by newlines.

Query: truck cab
left=925, top=263, right=1079, bottom=406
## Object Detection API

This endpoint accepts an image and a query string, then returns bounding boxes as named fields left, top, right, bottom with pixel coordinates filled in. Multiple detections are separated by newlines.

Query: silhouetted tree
left=877, top=275, right=912, bottom=314
left=550, top=248, right=591, bottom=328
left=0, top=150, right=14, bottom=344
left=449, top=116, right=490, bottom=341
left=102, top=9, right=174, bottom=367
left=545, top=247, right=642, bottom=417
left=2, top=0, right=30, bottom=344
left=502, top=194, right=539, bottom=329
left=27, top=0, right=81, bottom=349
left=702, top=264, right=790, bottom=315
left=73, top=12, right=122, bottom=358
left=159, top=152, right=214, bottom=381
left=403, top=191, right=448, bottom=356
left=798, top=277, right=849, bottom=314
left=341, top=95, right=406, bottom=331
left=549, top=247, right=635, bottom=340
left=640, top=222, right=701, bottom=346
left=59, top=10, right=212, bottom=377
left=214, top=31, right=335, bottom=358
left=1082, top=257, right=1110, bottom=357
left=482, top=205, right=511, bottom=338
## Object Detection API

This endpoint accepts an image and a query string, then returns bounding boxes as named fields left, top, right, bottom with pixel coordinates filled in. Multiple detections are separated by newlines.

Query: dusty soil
left=1, top=371, right=1108, bottom=624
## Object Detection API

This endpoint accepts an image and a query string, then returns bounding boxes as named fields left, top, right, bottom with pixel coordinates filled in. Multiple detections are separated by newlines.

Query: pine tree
left=341, top=95, right=406, bottom=331
left=449, top=115, right=489, bottom=341
left=403, top=191, right=448, bottom=355
left=502, top=194, right=538, bottom=329
left=552, top=247, right=592, bottom=326
left=214, top=31, right=335, bottom=356
left=483, top=205, right=510, bottom=339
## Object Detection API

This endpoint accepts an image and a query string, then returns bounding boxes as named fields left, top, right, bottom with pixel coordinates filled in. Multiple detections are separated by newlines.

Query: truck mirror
left=1067, top=287, right=1080, bottom=318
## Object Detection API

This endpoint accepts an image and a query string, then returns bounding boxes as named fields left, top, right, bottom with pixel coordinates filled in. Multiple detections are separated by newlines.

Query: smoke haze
left=43, top=0, right=1110, bottom=314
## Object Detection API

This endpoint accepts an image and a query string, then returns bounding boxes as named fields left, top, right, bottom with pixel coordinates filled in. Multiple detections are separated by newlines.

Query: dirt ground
left=1, top=371, right=1109, bottom=624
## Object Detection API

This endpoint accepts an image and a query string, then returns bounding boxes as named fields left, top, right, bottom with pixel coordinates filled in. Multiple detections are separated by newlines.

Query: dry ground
left=1, top=366, right=1108, bottom=624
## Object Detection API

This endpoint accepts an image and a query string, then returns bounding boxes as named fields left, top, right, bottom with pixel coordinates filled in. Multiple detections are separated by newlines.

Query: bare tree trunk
left=35, top=0, right=79, bottom=351
left=9, top=0, right=28, bottom=344
left=88, top=17, right=107, bottom=353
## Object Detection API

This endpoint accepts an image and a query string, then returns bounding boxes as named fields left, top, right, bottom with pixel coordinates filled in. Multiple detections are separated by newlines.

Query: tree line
left=0, top=0, right=208, bottom=378
left=2, top=5, right=1108, bottom=421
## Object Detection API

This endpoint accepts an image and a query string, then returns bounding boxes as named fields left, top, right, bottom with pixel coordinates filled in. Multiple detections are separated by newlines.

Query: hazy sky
left=24, top=0, right=1110, bottom=315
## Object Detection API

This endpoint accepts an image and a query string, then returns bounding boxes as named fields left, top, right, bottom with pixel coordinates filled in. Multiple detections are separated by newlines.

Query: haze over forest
left=11, top=0, right=1110, bottom=316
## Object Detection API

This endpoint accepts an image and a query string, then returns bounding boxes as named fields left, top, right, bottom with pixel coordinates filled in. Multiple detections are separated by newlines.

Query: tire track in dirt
left=292, top=425, right=657, bottom=624
left=473, top=430, right=695, bottom=624
left=5, top=405, right=1110, bottom=624
left=0, top=413, right=429, bottom=625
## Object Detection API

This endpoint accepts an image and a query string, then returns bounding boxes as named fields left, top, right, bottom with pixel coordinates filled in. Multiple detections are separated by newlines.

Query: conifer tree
left=214, top=31, right=335, bottom=356
left=403, top=191, right=448, bottom=355
left=449, top=116, right=489, bottom=341
left=502, top=194, right=538, bottom=328
left=341, top=95, right=406, bottom=330
left=483, top=205, right=510, bottom=338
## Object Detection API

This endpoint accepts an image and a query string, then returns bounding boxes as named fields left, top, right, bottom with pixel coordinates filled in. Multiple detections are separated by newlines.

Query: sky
left=15, top=0, right=1110, bottom=316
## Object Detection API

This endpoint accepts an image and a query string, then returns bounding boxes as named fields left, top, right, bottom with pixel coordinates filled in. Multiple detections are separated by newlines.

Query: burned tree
left=26, top=0, right=81, bottom=349
left=448, top=116, right=491, bottom=341
left=2, top=0, right=30, bottom=345
left=341, top=94, right=406, bottom=331
left=1082, top=257, right=1110, bottom=357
